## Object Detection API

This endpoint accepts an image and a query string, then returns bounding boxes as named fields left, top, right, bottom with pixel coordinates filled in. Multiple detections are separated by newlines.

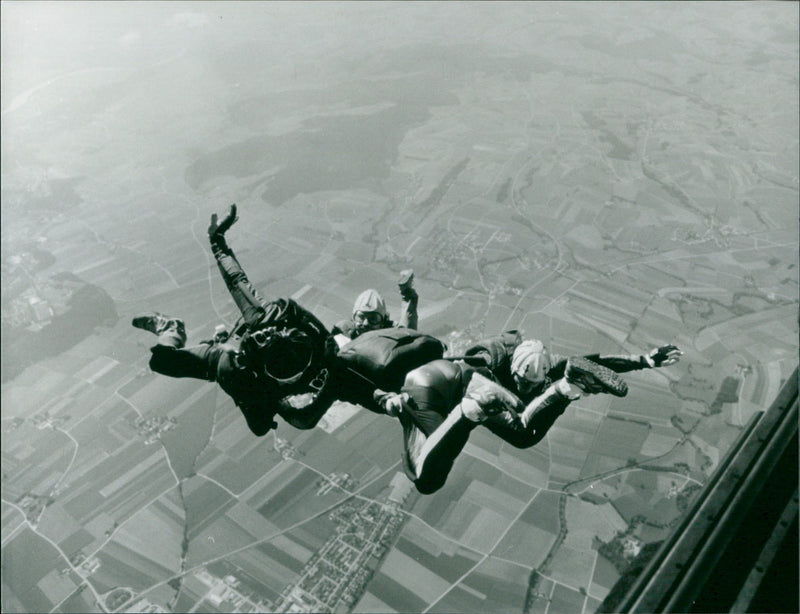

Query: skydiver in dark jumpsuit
left=131, top=205, right=443, bottom=436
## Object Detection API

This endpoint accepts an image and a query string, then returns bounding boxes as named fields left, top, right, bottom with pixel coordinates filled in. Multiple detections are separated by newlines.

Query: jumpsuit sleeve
left=547, top=355, right=569, bottom=381
left=582, top=353, right=650, bottom=374
left=546, top=353, right=648, bottom=381
left=462, top=345, right=496, bottom=368
left=215, top=350, right=280, bottom=436
left=237, top=384, right=338, bottom=434
left=332, top=319, right=356, bottom=338
left=397, top=288, right=419, bottom=330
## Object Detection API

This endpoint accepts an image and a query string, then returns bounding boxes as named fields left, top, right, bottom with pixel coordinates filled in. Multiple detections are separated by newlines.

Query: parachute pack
left=260, top=298, right=330, bottom=344
left=233, top=298, right=330, bottom=348
left=233, top=298, right=333, bottom=391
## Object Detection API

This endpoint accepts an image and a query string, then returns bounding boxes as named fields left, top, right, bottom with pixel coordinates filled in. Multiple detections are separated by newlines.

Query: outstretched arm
left=397, top=269, right=418, bottom=330
left=580, top=344, right=684, bottom=374
left=208, top=204, right=267, bottom=328
left=544, top=344, right=683, bottom=381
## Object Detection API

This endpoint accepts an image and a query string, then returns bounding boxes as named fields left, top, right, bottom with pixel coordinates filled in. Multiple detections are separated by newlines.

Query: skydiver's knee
left=412, top=462, right=449, bottom=494
left=249, top=424, right=270, bottom=437
left=505, top=432, right=544, bottom=449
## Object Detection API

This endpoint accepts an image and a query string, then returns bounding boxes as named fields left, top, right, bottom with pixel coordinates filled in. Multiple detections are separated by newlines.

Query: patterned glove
left=645, top=344, right=683, bottom=368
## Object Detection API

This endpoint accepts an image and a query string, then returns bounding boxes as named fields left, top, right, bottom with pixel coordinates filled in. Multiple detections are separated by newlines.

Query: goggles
left=353, top=310, right=384, bottom=327
left=520, top=359, right=548, bottom=385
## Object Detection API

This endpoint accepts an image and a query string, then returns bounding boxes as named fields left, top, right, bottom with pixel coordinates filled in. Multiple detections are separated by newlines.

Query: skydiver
left=132, top=205, right=337, bottom=435
left=131, top=205, right=443, bottom=437
left=331, top=270, right=418, bottom=348
left=373, top=334, right=682, bottom=494
left=462, top=333, right=683, bottom=449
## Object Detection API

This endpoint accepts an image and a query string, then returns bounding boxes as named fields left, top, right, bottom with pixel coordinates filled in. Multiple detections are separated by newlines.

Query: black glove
left=208, top=204, right=238, bottom=239
left=645, top=344, right=683, bottom=367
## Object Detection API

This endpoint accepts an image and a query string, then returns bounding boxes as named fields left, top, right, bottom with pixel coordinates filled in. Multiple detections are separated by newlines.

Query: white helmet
left=511, top=340, right=551, bottom=385
left=352, top=289, right=388, bottom=318
left=352, top=289, right=389, bottom=333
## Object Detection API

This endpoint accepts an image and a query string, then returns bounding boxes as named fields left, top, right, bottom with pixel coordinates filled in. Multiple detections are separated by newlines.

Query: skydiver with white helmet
left=331, top=271, right=418, bottom=348
left=372, top=331, right=682, bottom=494
left=462, top=332, right=683, bottom=449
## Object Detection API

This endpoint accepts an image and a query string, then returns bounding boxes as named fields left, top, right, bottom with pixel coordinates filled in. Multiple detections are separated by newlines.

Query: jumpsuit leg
left=211, top=239, right=267, bottom=328
left=399, top=360, right=477, bottom=495
left=150, top=344, right=217, bottom=381
left=211, top=234, right=331, bottom=346
left=402, top=403, right=476, bottom=495
left=147, top=320, right=217, bottom=381
left=144, top=237, right=265, bottom=381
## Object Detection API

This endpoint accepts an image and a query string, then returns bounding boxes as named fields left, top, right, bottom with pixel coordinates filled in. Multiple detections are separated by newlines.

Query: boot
left=564, top=357, right=628, bottom=397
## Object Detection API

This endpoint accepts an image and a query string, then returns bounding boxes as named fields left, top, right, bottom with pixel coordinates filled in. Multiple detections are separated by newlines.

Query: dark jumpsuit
left=147, top=233, right=335, bottom=436
left=146, top=233, right=439, bottom=437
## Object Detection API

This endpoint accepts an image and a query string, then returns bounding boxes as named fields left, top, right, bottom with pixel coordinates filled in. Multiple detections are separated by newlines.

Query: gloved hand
left=373, top=389, right=409, bottom=417
left=208, top=204, right=238, bottom=239
left=645, top=344, right=683, bottom=368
